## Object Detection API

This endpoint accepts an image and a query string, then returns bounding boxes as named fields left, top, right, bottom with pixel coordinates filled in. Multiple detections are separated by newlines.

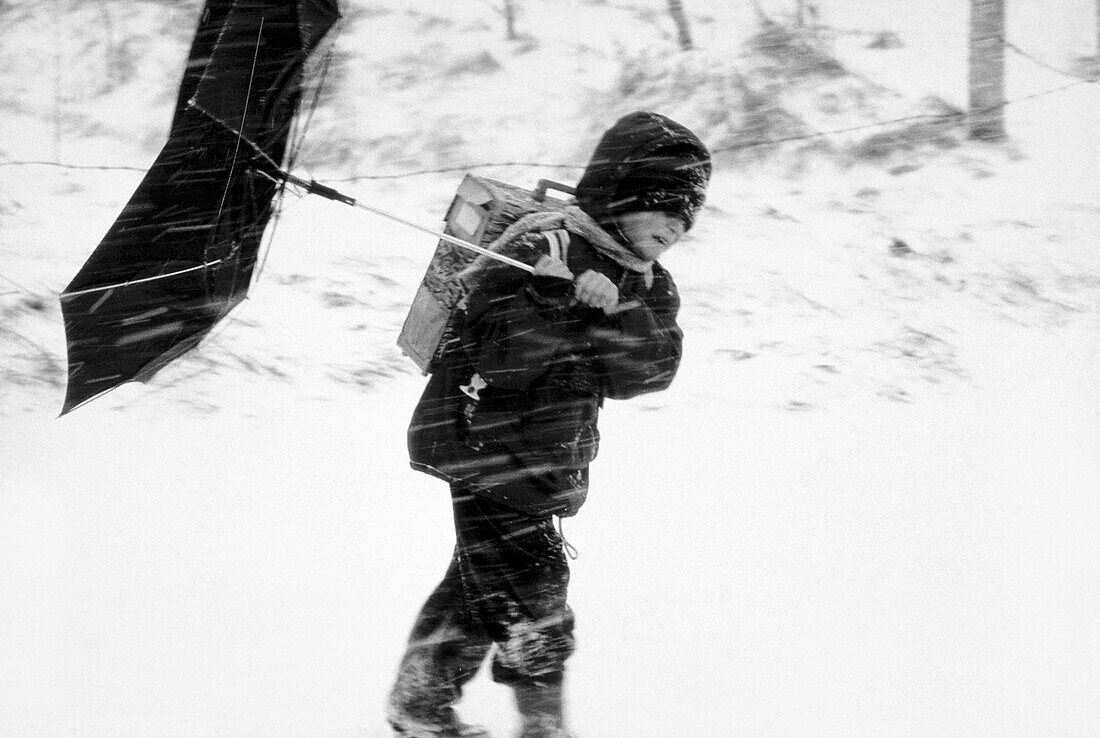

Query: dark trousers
left=388, top=484, right=575, bottom=724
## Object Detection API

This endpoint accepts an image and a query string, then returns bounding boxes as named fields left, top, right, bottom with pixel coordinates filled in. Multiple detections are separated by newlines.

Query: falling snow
left=1, top=1, right=1098, bottom=737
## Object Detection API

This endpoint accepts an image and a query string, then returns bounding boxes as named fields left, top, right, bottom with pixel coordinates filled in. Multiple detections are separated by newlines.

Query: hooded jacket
left=575, top=111, right=711, bottom=232
left=407, top=112, right=709, bottom=517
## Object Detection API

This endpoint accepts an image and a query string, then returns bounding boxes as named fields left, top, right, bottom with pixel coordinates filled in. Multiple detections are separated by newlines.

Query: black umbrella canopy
left=59, top=0, right=339, bottom=414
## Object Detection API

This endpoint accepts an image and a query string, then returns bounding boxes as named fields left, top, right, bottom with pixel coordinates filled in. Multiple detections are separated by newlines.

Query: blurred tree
left=504, top=0, right=518, bottom=41
left=99, top=0, right=132, bottom=88
left=750, top=0, right=771, bottom=24
left=667, top=0, right=693, bottom=51
left=968, top=0, right=1006, bottom=140
left=795, top=0, right=807, bottom=28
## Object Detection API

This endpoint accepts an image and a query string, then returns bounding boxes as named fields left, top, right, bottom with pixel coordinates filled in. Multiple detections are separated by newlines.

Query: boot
left=388, top=701, right=493, bottom=738
left=513, top=682, right=573, bottom=738
left=389, top=710, right=492, bottom=738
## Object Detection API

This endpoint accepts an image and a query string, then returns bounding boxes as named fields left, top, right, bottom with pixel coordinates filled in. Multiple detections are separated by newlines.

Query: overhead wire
left=1000, top=36, right=1099, bottom=83
left=322, top=73, right=1078, bottom=182
left=3, top=36, right=1094, bottom=184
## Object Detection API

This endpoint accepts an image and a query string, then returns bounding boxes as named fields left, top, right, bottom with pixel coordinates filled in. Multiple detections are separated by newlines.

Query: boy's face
left=615, top=211, right=686, bottom=261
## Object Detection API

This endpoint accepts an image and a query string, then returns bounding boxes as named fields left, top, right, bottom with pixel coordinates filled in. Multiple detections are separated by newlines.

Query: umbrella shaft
left=277, top=171, right=534, bottom=274
left=350, top=200, right=534, bottom=273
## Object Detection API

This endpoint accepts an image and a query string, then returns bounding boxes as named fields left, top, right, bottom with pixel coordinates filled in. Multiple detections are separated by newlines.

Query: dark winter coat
left=407, top=228, right=682, bottom=517
left=407, top=111, right=709, bottom=518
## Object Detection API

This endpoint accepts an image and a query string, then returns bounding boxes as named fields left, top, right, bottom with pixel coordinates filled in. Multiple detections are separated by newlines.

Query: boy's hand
left=573, top=270, right=618, bottom=311
left=533, top=257, right=618, bottom=311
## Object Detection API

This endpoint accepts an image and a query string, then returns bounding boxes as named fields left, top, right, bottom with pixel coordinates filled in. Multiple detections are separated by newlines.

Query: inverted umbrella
left=58, top=0, right=544, bottom=415
left=58, top=0, right=340, bottom=414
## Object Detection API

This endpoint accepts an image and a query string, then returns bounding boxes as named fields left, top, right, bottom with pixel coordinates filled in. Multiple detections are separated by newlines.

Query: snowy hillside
left=2, top=1, right=1099, bottom=737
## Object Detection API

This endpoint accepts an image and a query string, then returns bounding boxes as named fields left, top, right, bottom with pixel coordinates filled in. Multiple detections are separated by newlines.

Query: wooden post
left=667, top=0, right=694, bottom=51
left=503, top=0, right=518, bottom=41
left=968, top=0, right=1006, bottom=140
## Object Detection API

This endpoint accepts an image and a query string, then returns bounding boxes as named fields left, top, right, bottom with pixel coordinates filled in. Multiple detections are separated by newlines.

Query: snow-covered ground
left=2, top=1, right=1098, bottom=736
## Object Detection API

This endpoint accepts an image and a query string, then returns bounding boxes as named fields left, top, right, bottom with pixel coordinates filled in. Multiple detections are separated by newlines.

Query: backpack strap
left=543, top=228, right=571, bottom=264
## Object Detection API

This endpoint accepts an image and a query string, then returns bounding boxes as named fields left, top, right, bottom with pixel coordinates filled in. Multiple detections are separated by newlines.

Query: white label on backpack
left=453, top=201, right=483, bottom=239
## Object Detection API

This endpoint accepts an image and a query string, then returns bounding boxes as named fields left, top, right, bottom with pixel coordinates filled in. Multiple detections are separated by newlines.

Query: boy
left=388, top=111, right=711, bottom=738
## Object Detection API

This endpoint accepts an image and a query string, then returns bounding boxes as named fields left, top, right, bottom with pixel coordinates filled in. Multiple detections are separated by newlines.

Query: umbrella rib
left=208, top=16, right=265, bottom=275
left=60, top=260, right=226, bottom=299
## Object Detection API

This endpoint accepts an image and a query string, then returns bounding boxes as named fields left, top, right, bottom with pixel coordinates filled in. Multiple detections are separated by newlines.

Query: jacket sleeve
left=589, top=267, right=683, bottom=400
left=459, top=236, right=579, bottom=389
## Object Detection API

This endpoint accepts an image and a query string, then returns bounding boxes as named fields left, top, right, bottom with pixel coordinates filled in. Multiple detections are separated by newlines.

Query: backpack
left=397, top=174, right=576, bottom=373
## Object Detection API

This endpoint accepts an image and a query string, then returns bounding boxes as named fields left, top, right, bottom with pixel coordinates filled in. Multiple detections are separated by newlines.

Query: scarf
left=458, top=205, right=654, bottom=288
